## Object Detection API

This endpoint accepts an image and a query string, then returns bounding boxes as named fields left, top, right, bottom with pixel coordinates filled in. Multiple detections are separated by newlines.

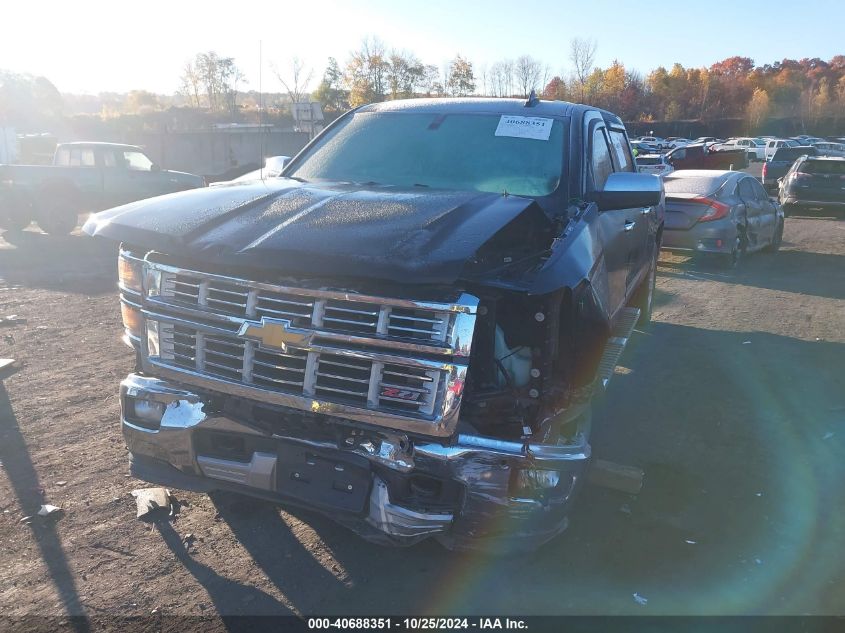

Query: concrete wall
left=132, top=129, right=311, bottom=177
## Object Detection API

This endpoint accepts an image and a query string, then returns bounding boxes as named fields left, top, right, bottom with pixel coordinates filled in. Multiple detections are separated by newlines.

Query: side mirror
left=588, top=172, right=662, bottom=212
left=150, top=163, right=161, bottom=172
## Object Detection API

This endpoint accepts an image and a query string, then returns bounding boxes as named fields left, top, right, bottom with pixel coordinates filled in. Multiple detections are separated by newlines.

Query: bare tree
left=179, top=61, right=202, bottom=107
left=180, top=52, right=243, bottom=113
left=570, top=38, right=597, bottom=101
left=490, top=59, right=514, bottom=97
left=514, top=55, right=545, bottom=97
left=274, top=57, right=315, bottom=106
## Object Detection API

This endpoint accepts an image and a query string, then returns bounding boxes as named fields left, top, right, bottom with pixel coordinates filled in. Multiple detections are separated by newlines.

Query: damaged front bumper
left=121, top=374, right=591, bottom=551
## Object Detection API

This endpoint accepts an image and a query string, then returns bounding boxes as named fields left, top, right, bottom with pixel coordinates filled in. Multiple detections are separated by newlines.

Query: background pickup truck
left=762, top=146, right=818, bottom=193
left=85, top=98, right=664, bottom=552
left=665, top=142, right=749, bottom=171
left=0, top=142, right=204, bottom=234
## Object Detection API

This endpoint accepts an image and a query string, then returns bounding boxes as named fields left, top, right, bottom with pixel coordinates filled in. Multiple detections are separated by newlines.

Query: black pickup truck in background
left=0, top=142, right=204, bottom=234
left=762, top=146, right=818, bottom=193
left=85, top=98, right=664, bottom=551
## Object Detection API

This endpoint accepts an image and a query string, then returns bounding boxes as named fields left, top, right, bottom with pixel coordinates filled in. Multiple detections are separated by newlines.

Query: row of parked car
left=632, top=134, right=845, bottom=162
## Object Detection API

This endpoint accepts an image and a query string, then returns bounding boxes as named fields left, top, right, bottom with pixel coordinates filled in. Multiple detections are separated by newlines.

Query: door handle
left=624, top=220, right=636, bottom=232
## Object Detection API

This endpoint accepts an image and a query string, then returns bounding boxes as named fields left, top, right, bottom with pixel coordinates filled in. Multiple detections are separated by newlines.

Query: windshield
left=288, top=111, right=566, bottom=197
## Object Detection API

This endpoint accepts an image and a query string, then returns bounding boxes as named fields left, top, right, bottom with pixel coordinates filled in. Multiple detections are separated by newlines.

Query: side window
left=69, top=148, right=82, bottom=166
left=55, top=149, right=70, bottom=166
left=590, top=127, right=614, bottom=190
left=80, top=149, right=95, bottom=167
left=738, top=179, right=756, bottom=201
left=750, top=179, right=769, bottom=201
left=608, top=130, right=635, bottom=172
left=103, top=151, right=117, bottom=167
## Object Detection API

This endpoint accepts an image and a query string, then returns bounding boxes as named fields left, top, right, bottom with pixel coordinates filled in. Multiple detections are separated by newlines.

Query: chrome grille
left=157, top=269, right=457, bottom=345
left=134, top=254, right=478, bottom=436
left=153, top=321, right=443, bottom=418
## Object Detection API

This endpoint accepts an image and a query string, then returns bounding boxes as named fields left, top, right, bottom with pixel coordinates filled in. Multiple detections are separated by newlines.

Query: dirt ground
left=1, top=210, right=844, bottom=618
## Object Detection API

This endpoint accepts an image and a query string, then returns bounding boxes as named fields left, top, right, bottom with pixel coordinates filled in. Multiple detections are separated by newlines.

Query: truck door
left=607, top=127, right=652, bottom=298
left=588, top=123, right=630, bottom=317
left=101, top=148, right=169, bottom=207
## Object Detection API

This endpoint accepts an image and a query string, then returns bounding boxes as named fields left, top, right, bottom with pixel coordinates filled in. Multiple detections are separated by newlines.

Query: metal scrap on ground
left=131, top=488, right=171, bottom=519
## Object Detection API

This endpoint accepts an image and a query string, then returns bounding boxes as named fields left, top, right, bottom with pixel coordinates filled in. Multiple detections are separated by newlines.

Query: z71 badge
left=379, top=387, right=421, bottom=401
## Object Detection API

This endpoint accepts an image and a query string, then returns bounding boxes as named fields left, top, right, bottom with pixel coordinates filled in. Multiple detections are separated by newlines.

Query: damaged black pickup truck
left=84, top=98, right=664, bottom=551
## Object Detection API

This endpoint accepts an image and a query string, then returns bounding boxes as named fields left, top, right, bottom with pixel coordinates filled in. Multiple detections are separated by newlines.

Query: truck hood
left=83, top=179, right=544, bottom=284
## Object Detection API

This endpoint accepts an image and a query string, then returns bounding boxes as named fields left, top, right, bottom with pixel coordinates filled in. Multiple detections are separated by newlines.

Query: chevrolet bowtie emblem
left=237, top=317, right=314, bottom=352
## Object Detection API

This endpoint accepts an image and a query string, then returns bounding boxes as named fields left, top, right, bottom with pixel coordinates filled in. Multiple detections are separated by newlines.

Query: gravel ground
left=1, top=212, right=844, bottom=617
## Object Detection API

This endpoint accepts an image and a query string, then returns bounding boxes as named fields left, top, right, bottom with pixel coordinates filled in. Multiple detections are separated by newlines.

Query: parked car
left=714, top=137, right=766, bottom=161
left=662, top=170, right=783, bottom=267
left=691, top=137, right=723, bottom=144
left=665, top=142, right=748, bottom=170
left=0, top=142, right=204, bottom=234
left=636, top=153, right=674, bottom=177
left=764, top=139, right=800, bottom=160
left=779, top=156, right=845, bottom=217
left=637, top=136, right=667, bottom=149
left=631, top=140, right=660, bottom=156
left=664, top=137, right=691, bottom=149
left=762, top=146, right=818, bottom=193
left=84, top=98, right=665, bottom=552
left=810, top=142, right=845, bottom=157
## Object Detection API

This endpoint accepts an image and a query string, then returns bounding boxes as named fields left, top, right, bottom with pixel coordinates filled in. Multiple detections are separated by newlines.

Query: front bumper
left=120, top=374, right=591, bottom=551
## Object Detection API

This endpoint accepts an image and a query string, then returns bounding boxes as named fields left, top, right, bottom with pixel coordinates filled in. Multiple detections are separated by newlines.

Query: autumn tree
left=747, top=88, right=770, bottom=132
left=313, top=57, right=349, bottom=112
left=180, top=52, right=244, bottom=114
left=446, top=55, right=475, bottom=96
left=345, top=38, right=389, bottom=106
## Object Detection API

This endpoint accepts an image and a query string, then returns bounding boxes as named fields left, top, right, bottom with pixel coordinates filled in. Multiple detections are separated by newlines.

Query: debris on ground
left=619, top=504, right=633, bottom=515
left=0, top=358, right=22, bottom=381
left=685, top=539, right=697, bottom=544
left=37, top=504, right=63, bottom=517
left=588, top=459, right=645, bottom=495
left=742, top=341, right=751, bottom=345
left=0, top=315, right=26, bottom=327
left=632, top=593, right=648, bottom=606
left=56, top=481, right=67, bottom=486
left=131, top=488, right=171, bottom=519
left=823, top=432, right=834, bottom=440
left=182, top=533, right=197, bottom=550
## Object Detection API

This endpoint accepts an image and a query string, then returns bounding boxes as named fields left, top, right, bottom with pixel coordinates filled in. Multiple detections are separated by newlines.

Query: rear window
left=663, top=175, right=728, bottom=196
left=801, top=160, right=845, bottom=175
left=773, top=147, right=816, bottom=161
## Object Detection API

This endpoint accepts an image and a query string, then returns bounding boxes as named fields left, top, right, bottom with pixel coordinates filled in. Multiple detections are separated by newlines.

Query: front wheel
left=0, top=190, right=33, bottom=233
left=34, top=186, right=80, bottom=235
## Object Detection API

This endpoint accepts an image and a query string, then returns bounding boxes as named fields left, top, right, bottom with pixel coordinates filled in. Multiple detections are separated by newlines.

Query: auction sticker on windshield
left=495, top=115, right=554, bottom=141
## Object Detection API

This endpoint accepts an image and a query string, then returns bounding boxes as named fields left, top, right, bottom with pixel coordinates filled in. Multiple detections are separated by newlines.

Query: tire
left=764, top=220, right=784, bottom=253
left=629, top=249, right=657, bottom=327
left=781, top=203, right=795, bottom=218
left=721, top=226, right=748, bottom=269
left=34, top=185, right=80, bottom=235
left=0, top=190, right=33, bottom=233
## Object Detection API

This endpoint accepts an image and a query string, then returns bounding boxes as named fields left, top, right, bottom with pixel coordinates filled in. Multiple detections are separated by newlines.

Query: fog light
left=126, top=397, right=166, bottom=430
left=133, top=399, right=165, bottom=423
left=517, top=469, right=561, bottom=490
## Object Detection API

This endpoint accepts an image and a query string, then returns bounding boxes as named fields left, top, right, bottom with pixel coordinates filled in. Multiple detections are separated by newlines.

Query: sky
left=2, top=0, right=844, bottom=95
